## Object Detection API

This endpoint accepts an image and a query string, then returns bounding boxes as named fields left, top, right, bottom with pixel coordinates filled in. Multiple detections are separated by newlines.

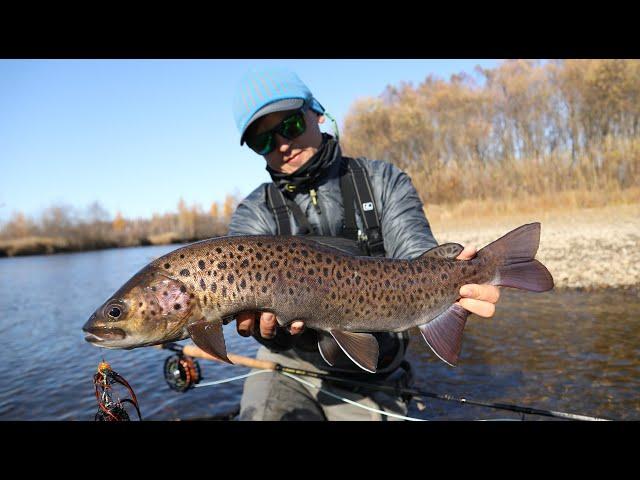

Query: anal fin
left=418, top=304, right=470, bottom=366
left=329, top=330, right=379, bottom=373
left=187, top=318, right=232, bottom=364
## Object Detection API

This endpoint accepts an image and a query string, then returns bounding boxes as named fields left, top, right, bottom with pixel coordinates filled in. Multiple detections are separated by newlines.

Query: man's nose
left=274, top=133, right=291, bottom=152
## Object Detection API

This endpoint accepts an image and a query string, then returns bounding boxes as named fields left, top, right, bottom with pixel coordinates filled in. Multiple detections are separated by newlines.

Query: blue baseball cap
left=232, top=67, right=325, bottom=145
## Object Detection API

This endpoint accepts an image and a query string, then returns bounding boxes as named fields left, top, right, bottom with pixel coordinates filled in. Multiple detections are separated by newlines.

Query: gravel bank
left=429, top=204, right=640, bottom=290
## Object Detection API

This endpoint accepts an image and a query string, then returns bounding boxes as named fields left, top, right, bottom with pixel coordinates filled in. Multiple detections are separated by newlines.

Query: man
left=227, top=67, right=500, bottom=420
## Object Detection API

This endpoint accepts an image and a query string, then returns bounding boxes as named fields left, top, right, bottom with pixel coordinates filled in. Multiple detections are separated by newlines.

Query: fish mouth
left=83, top=326, right=126, bottom=343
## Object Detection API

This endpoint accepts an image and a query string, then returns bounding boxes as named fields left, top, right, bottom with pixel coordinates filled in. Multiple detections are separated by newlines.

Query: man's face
left=247, top=107, right=325, bottom=175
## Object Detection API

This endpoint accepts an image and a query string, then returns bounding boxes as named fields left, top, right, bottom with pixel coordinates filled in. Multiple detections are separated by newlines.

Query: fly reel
left=163, top=353, right=202, bottom=392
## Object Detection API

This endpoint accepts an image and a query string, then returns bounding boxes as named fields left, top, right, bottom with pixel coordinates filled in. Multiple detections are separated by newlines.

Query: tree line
left=341, top=59, right=640, bottom=204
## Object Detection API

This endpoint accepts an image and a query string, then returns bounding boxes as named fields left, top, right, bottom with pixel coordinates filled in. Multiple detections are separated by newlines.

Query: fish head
left=83, top=266, right=197, bottom=349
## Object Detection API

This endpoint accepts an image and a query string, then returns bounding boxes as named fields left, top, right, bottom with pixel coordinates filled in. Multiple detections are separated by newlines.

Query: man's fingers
left=459, top=284, right=501, bottom=304
left=236, top=312, right=256, bottom=337
left=456, top=245, right=477, bottom=261
left=259, top=312, right=278, bottom=339
left=456, top=298, right=496, bottom=318
left=288, top=320, right=305, bottom=335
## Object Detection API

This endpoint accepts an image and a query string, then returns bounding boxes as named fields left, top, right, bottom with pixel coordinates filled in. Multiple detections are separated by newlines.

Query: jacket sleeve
left=227, top=187, right=276, bottom=236
left=374, top=161, right=438, bottom=260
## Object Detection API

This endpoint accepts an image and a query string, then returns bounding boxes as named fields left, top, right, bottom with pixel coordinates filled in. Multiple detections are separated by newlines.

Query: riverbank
left=428, top=203, right=640, bottom=290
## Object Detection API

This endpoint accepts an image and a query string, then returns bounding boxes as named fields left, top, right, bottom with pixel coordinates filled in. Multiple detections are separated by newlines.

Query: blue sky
left=0, top=59, right=499, bottom=223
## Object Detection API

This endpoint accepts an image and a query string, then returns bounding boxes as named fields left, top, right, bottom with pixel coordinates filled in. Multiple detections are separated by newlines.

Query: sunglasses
left=246, top=106, right=308, bottom=155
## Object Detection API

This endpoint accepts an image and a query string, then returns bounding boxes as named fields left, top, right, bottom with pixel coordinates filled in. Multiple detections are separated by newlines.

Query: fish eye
left=105, top=304, right=124, bottom=319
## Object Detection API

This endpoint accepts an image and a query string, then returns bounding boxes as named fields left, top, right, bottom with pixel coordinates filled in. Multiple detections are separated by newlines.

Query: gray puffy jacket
left=228, top=142, right=438, bottom=374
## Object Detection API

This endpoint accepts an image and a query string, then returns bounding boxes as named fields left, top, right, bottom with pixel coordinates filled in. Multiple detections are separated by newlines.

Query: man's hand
left=455, top=246, right=500, bottom=317
left=235, top=311, right=305, bottom=339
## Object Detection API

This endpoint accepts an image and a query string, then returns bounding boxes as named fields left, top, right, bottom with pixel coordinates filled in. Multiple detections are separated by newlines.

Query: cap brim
left=240, top=98, right=305, bottom=145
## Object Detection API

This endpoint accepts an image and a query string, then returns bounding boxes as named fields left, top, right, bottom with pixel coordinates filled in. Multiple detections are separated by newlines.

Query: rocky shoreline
left=430, top=204, right=640, bottom=290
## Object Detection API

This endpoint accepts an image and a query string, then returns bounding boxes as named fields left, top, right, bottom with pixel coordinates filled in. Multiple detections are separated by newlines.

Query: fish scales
left=149, top=235, right=490, bottom=332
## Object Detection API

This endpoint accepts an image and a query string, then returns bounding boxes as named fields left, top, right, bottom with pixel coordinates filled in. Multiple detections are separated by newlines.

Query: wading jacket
left=228, top=143, right=438, bottom=376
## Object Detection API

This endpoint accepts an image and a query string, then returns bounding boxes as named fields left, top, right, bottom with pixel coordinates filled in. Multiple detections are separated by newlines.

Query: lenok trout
left=83, top=223, right=554, bottom=372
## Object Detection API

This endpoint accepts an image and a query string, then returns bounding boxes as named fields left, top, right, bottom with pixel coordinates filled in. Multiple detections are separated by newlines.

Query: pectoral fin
left=418, top=304, right=470, bottom=366
left=187, top=318, right=231, bottom=364
left=329, top=330, right=379, bottom=373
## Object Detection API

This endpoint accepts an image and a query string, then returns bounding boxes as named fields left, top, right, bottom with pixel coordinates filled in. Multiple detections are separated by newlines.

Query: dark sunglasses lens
left=280, top=113, right=306, bottom=139
left=248, top=132, right=274, bottom=155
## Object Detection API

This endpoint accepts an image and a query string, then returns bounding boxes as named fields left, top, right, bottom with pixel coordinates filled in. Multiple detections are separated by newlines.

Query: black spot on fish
left=271, top=276, right=276, bottom=283
left=151, top=310, right=156, bottom=315
left=256, top=252, right=263, bottom=260
left=301, top=250, right=308, bottom=257
left=200, top=279, right=206, bottom=290
left=240, top=279, right=246, bottom=289
left=216, top=247, right=222, bottom=254
left=417, top=266, right=423, bottom=273
left=211, top=283, right=217, bottom=293
left=241, top=259, right=249, bottom=268
left=384, top=279, right=391, bottom=288
left=256, top=272, right=262, bottom=281
left=325, top=257, right=331, bottom=264
left=358, top=296, right=364, bottom=303
left=257, top=242, right=263, bottom=247
left=217, top=262, right=227, bottom=270
left=261, top=286, right=267, bottom=293
left=208, top=271, right=212, bottom=276
left=346, top=278, right=351, bottom=285
left=209, top=259, right=215, bottom=264
left=174, top=303, right=181, bottom=310
left=288, top=288, right=294, bottom=295
left=323, top=268, right=329, bottom=277
left=198, top=260, right=205, bottom=270
left=293, top=257, right=301, bottom=264
left=138, top=302, right=143, bottom=307
left=355, top=276, right=361, bottom=285
left=180, top=254, right=185, bottom=259
left=331, top=292, right=336, bottom=300
left=163, top=291, right=168, bottom=297
left=222, top=286, right=227, bottom=297
left=316, top=253, right=322, bottom=262
left=164, top=263, right=170, bottom=269
left=345, top=309, right=350, bottom=315
left=238, top=245, right=244, bottom=252
left=286, top=271, right=292, bottom=279
left=271, top=260, right=279, bottom=268
left=276, top=245, right=283, bottom=252
left=229, top=252, right=234, bottom=259
left=441, top=273, right=448, bottom=280
left=227, top=274, right=235, bottom=284
left=180, top=269, right=190, bottom=277
left=180, top=285, right=187, bottom=293
left=308, top=268, right=314, bottom=275
left=461, top=266, right=467, bottom=275
left=336, top=271, right=343, bottom=279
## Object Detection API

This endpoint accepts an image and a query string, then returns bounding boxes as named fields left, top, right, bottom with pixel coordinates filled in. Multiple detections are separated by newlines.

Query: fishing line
left=195, top=369, right=271, bottom=388
left=279, top=371, right=426, bottom=421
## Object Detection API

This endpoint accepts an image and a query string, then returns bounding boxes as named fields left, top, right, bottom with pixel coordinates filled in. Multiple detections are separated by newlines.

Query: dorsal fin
left=329, top=330, right=379, bottom=373
left=419, top=243, right=464, bottom=260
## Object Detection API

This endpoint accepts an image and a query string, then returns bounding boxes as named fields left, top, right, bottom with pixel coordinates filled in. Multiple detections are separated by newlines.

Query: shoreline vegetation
left=2, top=60, right=639, bottom=290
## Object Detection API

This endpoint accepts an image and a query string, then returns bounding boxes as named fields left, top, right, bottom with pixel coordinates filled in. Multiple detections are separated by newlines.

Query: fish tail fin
left=478, top=222, right=554, bottom=292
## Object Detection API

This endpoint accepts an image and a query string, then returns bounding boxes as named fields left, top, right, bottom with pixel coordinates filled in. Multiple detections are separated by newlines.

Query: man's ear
left=317, top=114, right=326, bottom=125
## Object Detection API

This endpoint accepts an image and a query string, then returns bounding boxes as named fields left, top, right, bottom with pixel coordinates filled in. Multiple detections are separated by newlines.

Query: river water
left=0, top=244, right=637, bottom=421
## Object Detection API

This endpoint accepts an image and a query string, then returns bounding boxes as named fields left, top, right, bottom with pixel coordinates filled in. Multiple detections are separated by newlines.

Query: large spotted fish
left=83, top=223, right=554, bottom=372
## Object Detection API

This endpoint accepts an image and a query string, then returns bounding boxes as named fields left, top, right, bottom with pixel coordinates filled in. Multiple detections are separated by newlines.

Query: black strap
left=266, top=184, right=291, bottom=235
left=266, top=184, right=315, bottom=235
left=341, top=158, right=385, bottom=256
left=339, top=165, right=359, bottom=242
